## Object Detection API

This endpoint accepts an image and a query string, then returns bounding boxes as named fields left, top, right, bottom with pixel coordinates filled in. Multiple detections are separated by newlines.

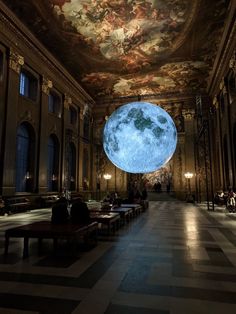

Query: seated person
left=70, top=197, right=91, bottom=224
left=51, top=197, right=69, bottom=224
left=227, top=189, right=236, bottom=208
left=0, top=197, right=5, bottom=215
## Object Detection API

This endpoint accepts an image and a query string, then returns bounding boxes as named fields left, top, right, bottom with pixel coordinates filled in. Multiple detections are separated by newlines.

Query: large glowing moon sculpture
left=103, top=102, right=177, bottom=173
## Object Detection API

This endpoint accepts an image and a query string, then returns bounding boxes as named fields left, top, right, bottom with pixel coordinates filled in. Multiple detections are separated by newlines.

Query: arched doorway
left=68, top=142, right=76, bottom=191
left=47, top=135, right=59, bottom=192
left=223, top=135, right=230, bottom=189
left=15, top=123, right=35, bottom=192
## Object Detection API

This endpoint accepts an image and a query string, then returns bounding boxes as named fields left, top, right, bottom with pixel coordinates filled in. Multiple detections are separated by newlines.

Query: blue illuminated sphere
left=103, top=102, right=177, bottom=173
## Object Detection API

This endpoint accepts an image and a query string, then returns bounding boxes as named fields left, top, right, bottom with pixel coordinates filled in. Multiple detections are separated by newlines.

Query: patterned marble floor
left=0, top=200, right=236, bottom=313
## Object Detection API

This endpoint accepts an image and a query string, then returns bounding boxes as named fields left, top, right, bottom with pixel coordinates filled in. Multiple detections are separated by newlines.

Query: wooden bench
left=5, top=221, right=98, bottom=258
left=36, top=195, right=59, bottom=208
left=4, top=197, right=32, bottom=214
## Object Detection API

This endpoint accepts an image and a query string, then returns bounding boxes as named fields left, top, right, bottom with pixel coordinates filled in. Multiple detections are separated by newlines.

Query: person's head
left=72, top=197, right=83, bottom=204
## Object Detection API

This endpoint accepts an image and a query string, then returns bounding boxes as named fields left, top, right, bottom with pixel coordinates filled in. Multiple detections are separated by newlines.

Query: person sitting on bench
left=51, top=197, right=69, bottom=224
left=70, top=197, right=91, bottom=225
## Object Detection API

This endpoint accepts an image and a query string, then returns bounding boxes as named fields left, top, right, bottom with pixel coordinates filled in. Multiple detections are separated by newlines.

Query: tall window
left=19, top=71, right=38, bottom=100
left=69, top=106, right=77, bottom=125
left=83, top=148, right=89, bottom=190
left=47, top=135, right=59, bottom=191
left=83, top=114, right=90, bottom=139
left=48, top=92, right=61, bottom=116
left=15, top=124, right=35, bottom=192
left=68, top=143, right=76, bottom=190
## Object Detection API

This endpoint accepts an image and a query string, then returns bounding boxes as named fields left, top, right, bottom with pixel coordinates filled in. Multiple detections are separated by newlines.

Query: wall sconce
left=25, top=172, right=30, bottom=180
left=184, top=172, right=194, bottom=202
left=184, top=172, right=193, bottom=179
left=103, top=173, right=112, bottom=191
left=103, top=173, right=112, bottom=180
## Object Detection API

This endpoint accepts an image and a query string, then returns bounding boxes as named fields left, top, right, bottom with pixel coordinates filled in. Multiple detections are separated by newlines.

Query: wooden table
left=5, top=221, right=98, bottom=258
left=121, top=204, right=142, bottom=216
left=90, top=212, right=120, bottom=234
left=109, top=207, right=133, bottom=223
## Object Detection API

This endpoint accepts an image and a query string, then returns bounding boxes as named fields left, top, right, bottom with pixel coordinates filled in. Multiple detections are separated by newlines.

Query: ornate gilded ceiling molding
left=219, top=79, right=227, bottom=95
left=9, top=50, right=24, bottom=73
left=229, top=51, right=236, bottom=73
left=64, top=94, right=72, bottom=109
left=213, top=96, right=219, bottom=109
left=182, top=109, right=195, bottom=121
left=42, top=77, right=53, bottom=95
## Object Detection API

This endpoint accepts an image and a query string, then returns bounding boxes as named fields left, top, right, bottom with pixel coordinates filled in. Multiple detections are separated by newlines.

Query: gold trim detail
left=9, top=50, right=24, bottom=73
left=42, top=77, right=53, bottom=95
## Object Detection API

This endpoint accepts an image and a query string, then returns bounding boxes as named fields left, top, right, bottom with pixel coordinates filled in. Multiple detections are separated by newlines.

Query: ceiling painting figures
left=2, top=0, right=228, bottom=100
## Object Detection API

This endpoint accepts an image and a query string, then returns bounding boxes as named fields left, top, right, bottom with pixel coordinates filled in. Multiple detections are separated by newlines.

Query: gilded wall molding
left=42, top=77, right=53, bottom=95
left=9, top=50, right=24, bottom=73
left=19, top=110, right=35, bottom=126
left=229, top=51, right=236, bottom=73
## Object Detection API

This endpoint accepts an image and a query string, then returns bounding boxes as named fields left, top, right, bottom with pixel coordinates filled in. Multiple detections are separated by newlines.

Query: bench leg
left=23, top=237, right=29, bottom=258
left=4, top=236, right=9, bottom=255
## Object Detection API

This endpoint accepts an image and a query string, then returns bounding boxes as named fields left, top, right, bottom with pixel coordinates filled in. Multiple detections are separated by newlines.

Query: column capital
left=182, top=109, right=195, bottom=121
left=42, top=77, right=53, bottom=95
left=9, top=50, right=24, bottom=73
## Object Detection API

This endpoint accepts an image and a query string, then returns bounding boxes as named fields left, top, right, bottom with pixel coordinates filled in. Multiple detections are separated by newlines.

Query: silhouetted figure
left=128, top=181, right=142, bottom=204
left=70, top=198, right=90, bottom=224
left=142, top=186, right=148, bottom=200
left=166, top=182, right=171, bottom=193
left=156, top=181, right=162, bottom=193
left=51, top=197, right=69, bottom=224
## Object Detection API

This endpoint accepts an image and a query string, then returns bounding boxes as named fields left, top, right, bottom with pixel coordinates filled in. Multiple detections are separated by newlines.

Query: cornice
left=0, top=1, right=95, bottom=107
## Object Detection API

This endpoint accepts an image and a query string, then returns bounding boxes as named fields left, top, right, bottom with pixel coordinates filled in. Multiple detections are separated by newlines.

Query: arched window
left=47, top=135, right=59, bottom=191
left=233, top=123, right=236, bottom=182
left=68, top=143, right=76, bottom=190
left=83, top=148, right=89, bottom=190
left=16, top=123, right=35, bottom=192
left=83, top=114, right=90, bottom=139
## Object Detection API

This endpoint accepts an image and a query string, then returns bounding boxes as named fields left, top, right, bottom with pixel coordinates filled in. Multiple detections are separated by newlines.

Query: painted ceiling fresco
left=3, top=0, right=228, bottom=100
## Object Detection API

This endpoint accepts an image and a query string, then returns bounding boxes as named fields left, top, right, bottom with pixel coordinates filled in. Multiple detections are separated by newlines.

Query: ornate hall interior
left=0, top=0, right=236, bottom=313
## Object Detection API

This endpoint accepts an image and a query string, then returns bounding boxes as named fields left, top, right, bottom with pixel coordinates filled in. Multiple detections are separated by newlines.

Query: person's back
left=51, top=197, right=69, bottom=224
left=70, top=198, right=90, bottom=224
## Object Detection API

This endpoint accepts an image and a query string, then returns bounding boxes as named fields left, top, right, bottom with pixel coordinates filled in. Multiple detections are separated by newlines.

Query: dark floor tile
left=34, top=255, right=79, bottom=268
left=219, top=228, right=236, bottom=246
left=0, top=293, right=79, bottom=314
left=105, top=303, right=169, bottom=314
left=172, top=286, right=236, bottom=304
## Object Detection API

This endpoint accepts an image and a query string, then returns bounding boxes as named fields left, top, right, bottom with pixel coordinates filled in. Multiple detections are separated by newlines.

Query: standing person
left=166, top=181, right=171, bottom=193
left=51, top=197, right=69, bottom=224
left=70, top=197, right=91, bottom=224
